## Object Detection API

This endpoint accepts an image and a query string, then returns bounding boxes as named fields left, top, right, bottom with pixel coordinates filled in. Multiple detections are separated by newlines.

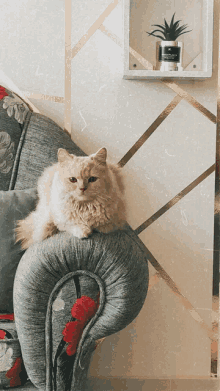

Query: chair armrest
left=13, top=226, right=149, bottom=391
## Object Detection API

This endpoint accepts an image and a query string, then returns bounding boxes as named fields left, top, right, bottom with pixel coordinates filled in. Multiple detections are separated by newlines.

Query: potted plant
left=146, top=13, right=192, bottom=71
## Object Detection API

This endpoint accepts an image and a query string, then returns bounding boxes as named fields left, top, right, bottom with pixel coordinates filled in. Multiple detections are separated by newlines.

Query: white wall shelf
left=123, top=0, right=214, bottom=80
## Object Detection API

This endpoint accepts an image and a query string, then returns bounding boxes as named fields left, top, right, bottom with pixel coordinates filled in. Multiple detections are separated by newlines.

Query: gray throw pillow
left=0, top=188, right=38, bottom=313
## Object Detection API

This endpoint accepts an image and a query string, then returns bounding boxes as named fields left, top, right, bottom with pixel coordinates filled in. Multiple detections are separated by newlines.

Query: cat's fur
left=16, top=147, right=126, bottom=249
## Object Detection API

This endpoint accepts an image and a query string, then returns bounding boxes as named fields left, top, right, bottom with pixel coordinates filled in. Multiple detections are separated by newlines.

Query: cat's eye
left=88, top=176, right=98, bottom=183
left=69, top=177, right=77, bottom=183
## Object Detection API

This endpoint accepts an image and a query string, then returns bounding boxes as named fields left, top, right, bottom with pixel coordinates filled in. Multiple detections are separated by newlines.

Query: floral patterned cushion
left=0, top=86, right=30, bottom=191
left=0, top=320, right=27, bottom=388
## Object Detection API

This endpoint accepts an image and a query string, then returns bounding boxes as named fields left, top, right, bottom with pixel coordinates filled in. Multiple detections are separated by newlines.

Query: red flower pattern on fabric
left=0, top=314, right=14, bottom=321
left=62, top=296, right=98, bottom=356
left=63, top=322, right=83, bottom=356
left=6, top=357, right=23, bottom=387
left=71, top=296, right=98, bottom=322
left=0, top=330, right=6, bottom=339
left=0, top=86, right=8, bottom=100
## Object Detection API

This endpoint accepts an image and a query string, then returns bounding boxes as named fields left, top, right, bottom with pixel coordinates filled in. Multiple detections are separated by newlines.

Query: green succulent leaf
left=176, top=24, right=188, bottom=32
left=164, top=18, right=169, bottom=31
left=146, top=12, right=192, bottom=41
left=146, top=29, right=165, bottom=36
left=149, top=28, right=164, bottom=33
left=175, top=25, right=192, bottom=37
left=170, top=13, right=175, bottom=29
left=172, top=20, right=181, bottom=31
left=146, top=31, right=165, bottom=40
left=176, top=30, right=192, bottom=38
left=152, top=24, right=167, bottom=31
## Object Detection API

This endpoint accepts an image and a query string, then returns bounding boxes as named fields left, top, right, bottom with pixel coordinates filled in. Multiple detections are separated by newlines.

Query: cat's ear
left=94, top=148, right=107, bottom=165
left=57, top=148, right=72, bottom=164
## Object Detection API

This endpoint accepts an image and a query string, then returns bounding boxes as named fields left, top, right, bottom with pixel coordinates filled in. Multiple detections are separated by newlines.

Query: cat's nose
left=80, top=187, right=87, bottom=192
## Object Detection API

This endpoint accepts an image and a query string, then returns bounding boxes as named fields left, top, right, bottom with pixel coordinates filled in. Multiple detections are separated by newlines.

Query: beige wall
left=0, top=0, right=218, bottom=382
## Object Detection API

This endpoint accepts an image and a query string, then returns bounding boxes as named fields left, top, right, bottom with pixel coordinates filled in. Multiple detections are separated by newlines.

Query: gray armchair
left=0, top=86, right=148, bottom=390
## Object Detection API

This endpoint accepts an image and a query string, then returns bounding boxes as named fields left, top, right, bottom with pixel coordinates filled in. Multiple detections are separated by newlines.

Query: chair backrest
left=0, top=86, right=86, bottom=192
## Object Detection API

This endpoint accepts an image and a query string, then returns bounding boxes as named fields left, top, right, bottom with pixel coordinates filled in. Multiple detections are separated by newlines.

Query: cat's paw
left=69, top=226, right=92, bottom=239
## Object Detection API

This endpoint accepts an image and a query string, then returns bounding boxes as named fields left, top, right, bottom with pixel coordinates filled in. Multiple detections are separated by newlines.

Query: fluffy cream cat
left=16, top=147, right=126, bottom=249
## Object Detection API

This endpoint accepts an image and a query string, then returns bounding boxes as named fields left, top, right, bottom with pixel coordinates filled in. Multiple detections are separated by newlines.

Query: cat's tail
left=15, top=213, right=35, bottom=250
left=15, top=212, right=59, bottom=250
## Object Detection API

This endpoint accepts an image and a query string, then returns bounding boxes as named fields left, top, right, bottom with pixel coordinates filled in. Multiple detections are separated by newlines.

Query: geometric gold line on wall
left=211, top=32, right=220, bottom=376
left=98, top=25, right=217, bottom=165
left=163, top=81, right=217, bottom=124
left=118, top=95, right=182, bottom=167
left=99, top=24, right=123, bottom=48
left=98, top=21, right=218, bottom=378
left=98, top=22, right=218, bottom=374
left=136, top=236, right=214, bottom=341
left=99, top=25, right=152, bottom=70
left=64, top=0, right=72, bottom=134
left=98, top=25, right=216, bottom=124
left=100, top=25, right=153, bottom=70
left=147, top=272, right=160, bottom=291
left=22, top=92, right=64, bottom=104
left=71, top=0, right=118, bottom=59
left=135, top=164, right=215, bottom=235
left=129, top=46, right=154, bottom=70
left=98, top=25, right=216, bottom=125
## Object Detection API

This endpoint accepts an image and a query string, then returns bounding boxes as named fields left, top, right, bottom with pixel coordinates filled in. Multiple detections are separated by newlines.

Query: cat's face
left=57, top=148, right=109, bottom=201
